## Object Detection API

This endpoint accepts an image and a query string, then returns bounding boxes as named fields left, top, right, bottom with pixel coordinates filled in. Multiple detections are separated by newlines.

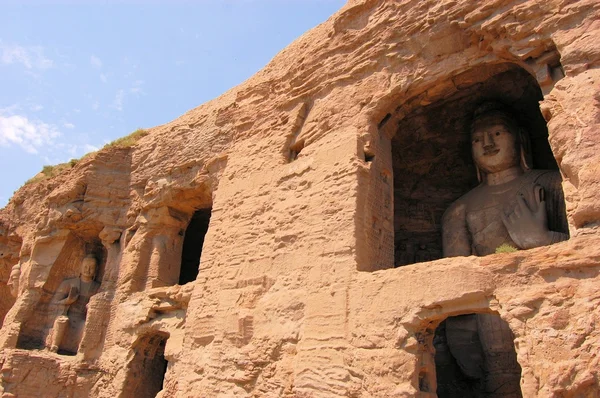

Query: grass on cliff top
left=25, top=160, right=79, bottom=185
left=24, top=128, right=148, bottom=186
left=104, top=128, right=148, bottom=148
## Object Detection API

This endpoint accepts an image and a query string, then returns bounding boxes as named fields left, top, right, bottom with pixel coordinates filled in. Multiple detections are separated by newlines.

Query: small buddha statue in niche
left=47, top=255, right=100, bottom=353
left=442, top=102, right=569, bottom=256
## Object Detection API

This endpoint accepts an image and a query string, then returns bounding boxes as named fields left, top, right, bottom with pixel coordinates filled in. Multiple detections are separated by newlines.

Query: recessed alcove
left=122, top=331, right=169, bottom=398
left=179, top=208, right=211, bottom=285
left=16, top=236, right=105, bottom=352
left=391, top=64, right=563, bottom=266
left=431, top=313, right=522, bottom=398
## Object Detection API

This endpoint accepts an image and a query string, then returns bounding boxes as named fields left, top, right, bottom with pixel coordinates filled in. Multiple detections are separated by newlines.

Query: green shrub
left=495, top=243, right=518, bottom=254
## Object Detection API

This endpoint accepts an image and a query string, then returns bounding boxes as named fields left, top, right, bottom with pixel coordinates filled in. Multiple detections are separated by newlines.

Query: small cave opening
left=122, top=332, right=169, bottom=398
left=179, top=208, right=211, bottom=285
left=432, top=313, right=523, bottom=398
left=289, top=139, right=305, bottom=162
left=391, top=64, right=565, bottom=267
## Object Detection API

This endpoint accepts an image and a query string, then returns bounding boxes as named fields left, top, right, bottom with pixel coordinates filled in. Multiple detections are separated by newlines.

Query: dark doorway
left=434, top=313, right=522, bottom=397
left=179, top=208, right=211, bottom=285
left=121, top=332, right=169, bottom=398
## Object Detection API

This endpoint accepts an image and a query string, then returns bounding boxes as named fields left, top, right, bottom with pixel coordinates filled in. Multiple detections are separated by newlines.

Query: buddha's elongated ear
left=519, top=128, right=532, bottom=171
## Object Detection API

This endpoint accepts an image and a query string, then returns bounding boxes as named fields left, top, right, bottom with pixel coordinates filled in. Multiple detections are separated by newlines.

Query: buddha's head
left=80, top=255, right=97, bottom=281
left=8, top=263, right=21, bottom=297
left=470, top=102, right=531, bottom=182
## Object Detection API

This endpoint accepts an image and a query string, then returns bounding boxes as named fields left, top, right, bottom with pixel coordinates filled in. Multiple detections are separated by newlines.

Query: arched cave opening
left=391, top=64, right=566, bottom=267
left=179, top=208, right=211, bottom=285
left=122, top=332, right=169, bottom=398
left=432, top=313, right=523, bottom=398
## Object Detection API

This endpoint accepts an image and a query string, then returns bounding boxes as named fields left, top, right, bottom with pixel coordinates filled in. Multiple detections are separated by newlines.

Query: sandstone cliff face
left=0, top=0, right=599, bottom=397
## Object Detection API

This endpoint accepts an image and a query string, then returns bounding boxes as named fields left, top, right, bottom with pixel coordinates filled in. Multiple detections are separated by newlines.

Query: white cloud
left=0, top=104, right=21, bottom=114
left=64, top=122, right=75, bottom=129
left=129, top=79, right=145, bottom=96
left=92, top=101, right=100, bottom=111
left=100, top=73, right=107, bottom=83
left=90, top=55, right=103, bottom=69
left=0, top=43, right=53, bottom=70
left=112, top=89, right=125, bottom=111
left=30, top=104, right=44, bottom=112
left=83, top=144, right=98, bottom=153
left=0, top=113, right=61, bottom=154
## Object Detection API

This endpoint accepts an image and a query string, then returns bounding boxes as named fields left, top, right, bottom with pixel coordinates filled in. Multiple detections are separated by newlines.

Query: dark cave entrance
left=121, top=332, right=169, bottom=398
left=179, top=208, right=211, bottom=285
left=433, top=313, right=523, bottom=398
left=391, top=64, right=560, bottom=267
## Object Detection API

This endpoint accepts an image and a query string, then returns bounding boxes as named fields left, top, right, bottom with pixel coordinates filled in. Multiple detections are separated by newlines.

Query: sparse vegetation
left=104, top=128, right=148, bottom=148
left=495, top=243, right=518, bottom=254
left=23, top=128, right=147, bottom=186
left=25, top=161, right=77, bottom=185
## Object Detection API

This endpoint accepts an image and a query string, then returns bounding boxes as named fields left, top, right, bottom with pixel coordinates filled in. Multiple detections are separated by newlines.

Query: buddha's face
left=8, top=265, right=20, bottom=284
left=8, top=264, right=20, bottom=286
left=81, top=257, right=97, bottom=279
left=471, top=120, right=520, bottom=174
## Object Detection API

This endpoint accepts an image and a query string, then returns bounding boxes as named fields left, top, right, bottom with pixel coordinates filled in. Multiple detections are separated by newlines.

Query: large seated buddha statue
left=442, top=102, right=569, bottom=257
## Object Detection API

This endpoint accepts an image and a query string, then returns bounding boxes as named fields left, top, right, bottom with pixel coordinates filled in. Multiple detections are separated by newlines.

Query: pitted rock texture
left=0, top=0, right=599, bottom=397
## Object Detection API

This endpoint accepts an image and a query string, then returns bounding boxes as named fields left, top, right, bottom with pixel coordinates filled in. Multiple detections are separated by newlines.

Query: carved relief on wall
left=46, top=255, right=100, bottom=354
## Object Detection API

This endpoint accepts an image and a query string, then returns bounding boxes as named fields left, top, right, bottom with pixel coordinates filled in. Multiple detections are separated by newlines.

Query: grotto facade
left=0, top=0, right=599, bottom=397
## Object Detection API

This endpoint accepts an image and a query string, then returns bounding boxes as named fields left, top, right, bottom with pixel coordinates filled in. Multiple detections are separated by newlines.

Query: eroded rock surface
left=0, top=0, right=599, bottom=397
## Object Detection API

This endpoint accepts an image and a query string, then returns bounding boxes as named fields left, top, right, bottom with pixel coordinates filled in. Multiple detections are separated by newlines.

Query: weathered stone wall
left=0, top=0, right=598, bottom=397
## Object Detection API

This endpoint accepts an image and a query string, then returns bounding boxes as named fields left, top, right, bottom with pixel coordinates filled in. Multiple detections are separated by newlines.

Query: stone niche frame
left=121, top=156, right=224, bottom=292
left=414, top=308, right=523, bottom=397
left=124, top=199, right=215, bottom=292
left=358, top=60, right=567, bottom=272
left=16, top=234, right=106, bottom=353
left=119, top=330, right=170, bottom=398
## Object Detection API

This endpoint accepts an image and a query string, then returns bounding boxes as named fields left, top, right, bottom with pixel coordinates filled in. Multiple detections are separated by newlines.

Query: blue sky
left=0, top=0, right=345, bottom=207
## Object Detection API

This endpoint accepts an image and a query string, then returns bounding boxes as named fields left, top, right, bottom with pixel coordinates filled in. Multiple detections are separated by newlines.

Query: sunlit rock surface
left=0, top=0, right=598, bottom=396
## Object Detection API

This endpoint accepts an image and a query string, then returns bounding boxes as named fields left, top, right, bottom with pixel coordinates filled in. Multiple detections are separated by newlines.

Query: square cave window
left=391, top=66, right=568, bottom=267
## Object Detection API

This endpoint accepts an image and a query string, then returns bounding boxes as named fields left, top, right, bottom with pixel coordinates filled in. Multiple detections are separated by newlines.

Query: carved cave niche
left=0, top=234, right=22, bottom=328
left=389, top=63, right=563, bottom=267
left=179, top=207, right=212, bottom=285
left=16, top=235, right=106, bottom=354
left=0, top=281, right=16, bottom=329
left=417, top=313, right=523, bottom=398
left=121, top=331, right=169, bottom=398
